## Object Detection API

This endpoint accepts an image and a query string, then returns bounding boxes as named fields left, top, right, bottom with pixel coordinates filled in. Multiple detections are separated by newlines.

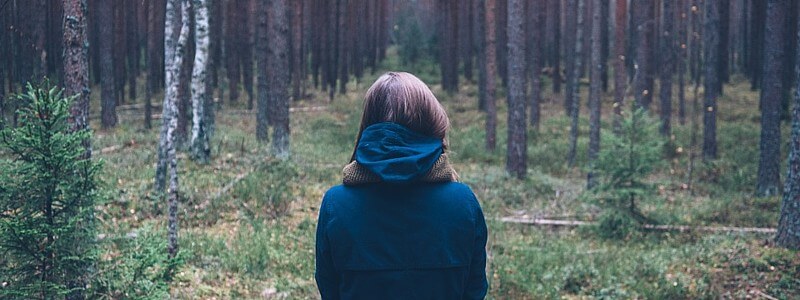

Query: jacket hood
left=355, top=122, right=443, bottom=182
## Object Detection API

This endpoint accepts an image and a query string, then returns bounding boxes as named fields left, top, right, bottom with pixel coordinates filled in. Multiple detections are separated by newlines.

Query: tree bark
left=485, top=0, right=497, bottom=151
left=291, top=0, right=304, bottom=101
left=776, top=7, right=800, bottom=249
left=678, top=0, right=688, bottom=125
left=528, top=0, right=544, bottom=130
left=702, top=0, right=719, bottom=161
left=269, top=0, right=291, bottom=159
left=63, top=0, right=91, bottom=149
left=756, top=0, right=788, bottom=197
left=98, top=0, right=117, bottom=128
left=191, top=0, right=211, bottom=163
left=567, top=0, right=586, bottom=167
left=167, top=0, right=191, bottom=259
left=633, top=0, right=654, bottom=111
left=156, top=0, right=182, bottom=192
left=587, top=0, right=602, bottom=188
left=256, top=0, right=269, bottom=142
left=549, top=0, right=562, bottom=94
left=659, top=0, right=675, bottom=136
left=563, top=0, right=578, bottom=115
left=225, top=0, right=240, bottom=103
left=506, top=0, right=527, bottom=178
left=612, top=0, right=627, bottom=132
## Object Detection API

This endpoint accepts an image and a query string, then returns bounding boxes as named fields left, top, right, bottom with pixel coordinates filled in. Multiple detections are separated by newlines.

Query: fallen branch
left=499, top=217, right=777, bottom=234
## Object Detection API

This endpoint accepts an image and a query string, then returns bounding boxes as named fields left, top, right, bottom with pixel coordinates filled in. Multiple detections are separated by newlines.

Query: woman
left=315, top=72, right=488, bottom=299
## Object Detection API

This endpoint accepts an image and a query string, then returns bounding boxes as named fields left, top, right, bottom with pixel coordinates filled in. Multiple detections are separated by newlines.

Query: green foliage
left=589, top=109, right=665, bottom=237
left=0, top=83, right=100, bottom=298
left=394, top=8, right=437, bottom=67
left=233, top=160, right=301, bottom=223
left=92, top=225, right=183, bottom=299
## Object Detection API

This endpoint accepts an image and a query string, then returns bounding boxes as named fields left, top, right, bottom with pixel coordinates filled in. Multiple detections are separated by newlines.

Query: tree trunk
left=291, top=0, right=304, bottom=101
left=659, top=0, right=675, bottom=136
left=63, top=0, right=91, bottom=145
left=156, top=0, right=182, bottom=193
left=563, top=0, right=578, bottom=115
left=600, top=0, right=609, bottom=92
left=587, top=0, right=602, bottom=188
left=549, top=0, right=562, bottom=94
left=633, top=0, right=654, bottom=111
left=567, top=0, right=586, bottom=167
left=126, top=0, right=139, bottom=101
left=167, top=0, right=191, bottom=259
left=269, top=0, right=291, bottom=159
left=702, top=0, right=719, bottom=161
left=225, top=1, right=240, bottom=103
left=506, top=0, right=527, bottom=178
left=749, top=0, right=766, bottom=90
left=485, top=0, right=497, bottom=151
left=678, top=0, right=687, bottom=125
left=776, top=9, right=800, bottom=249
left=528, top=0, right=544, bottom=130
left=756, top=0, right=788, bottom=197
left=256, top=0, right=269, bottom=142
left=98, top=0, right=117, bottom=128
left=477, top=0, right=488, bottom=111
left=612, top=0, right=627, bottom=132
left=191, top=0, right=211, bottom=163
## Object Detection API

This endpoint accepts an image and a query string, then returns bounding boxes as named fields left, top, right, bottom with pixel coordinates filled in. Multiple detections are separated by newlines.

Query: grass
left=77, top=55, right=800, bottom=298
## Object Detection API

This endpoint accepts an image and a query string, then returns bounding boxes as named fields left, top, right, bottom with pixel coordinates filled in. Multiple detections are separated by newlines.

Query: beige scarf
left=342, top=153, right=459, bottom=185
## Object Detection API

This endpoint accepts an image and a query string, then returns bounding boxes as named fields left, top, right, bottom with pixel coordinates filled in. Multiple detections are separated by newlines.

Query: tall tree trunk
left=563, top=0, right=578, bottom=115
left=659, top=0, right=675, bottom=136
left=587, top=0, right=602, bottom=188
left=156, top=0, right=182, bottom=192
left=291, top=0, right=304, bottom=101
left=633, top=0, right=654, bottom=111
left=528, top=0, right=544, bottom=130
left=485, top=0, right=497, bottom=151
left=678, top=0, right=688, bottom=125
left=756, top=0, right=788, bottom=197
left=176, top=5, right=194, bottom=147
left=600, top=0, right=609, bottom=92
left=776, top=9, right=800, bottom=249
left=567, top=0, right=586, bottom=167
left=241, top=0, right=255, bottom=109
left=191, top=0, right=211, bottom=163
left=507, top=0, right=527, bottom=178
left=549, top=0, right=562, bottom=94
left=612, top=0, right=627, bottom=132
left=718, top=0, right=729, bottom=92
left=63, top=0, right=91, bottom=145
left=126, top=0, right=139, bottom=101
left=749, top=0, right=766, bottom=90
left=702, top=0, right=719, bottom=161
left=269, top=0, right=291, bottom=158
left=477, top=0, right=488, bottom=111
left=166, top=0, right=190, bottom=259
left=113, top=1, right=127, bottom=105
left=225, top=1, right=240, bottom=103
left=98, top=0, right=117, bottom=128
left=256, top=0, right=269, bottom=142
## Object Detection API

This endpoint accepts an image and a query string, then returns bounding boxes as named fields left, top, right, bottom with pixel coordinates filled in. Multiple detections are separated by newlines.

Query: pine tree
left=506, top=0, right=527, bottom=178
left=0, top=83, right=99, bottom=298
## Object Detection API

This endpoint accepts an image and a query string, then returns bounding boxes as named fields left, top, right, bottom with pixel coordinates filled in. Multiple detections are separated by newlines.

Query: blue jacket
left=315, top=123, right=488, bottom=299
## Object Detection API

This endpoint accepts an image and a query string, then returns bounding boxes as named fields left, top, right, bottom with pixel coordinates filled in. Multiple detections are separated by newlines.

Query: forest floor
left=89, top=58, right=799, bottom=298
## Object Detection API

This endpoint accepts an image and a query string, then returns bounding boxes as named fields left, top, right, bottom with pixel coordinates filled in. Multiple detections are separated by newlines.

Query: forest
left=1, top=0, right=799, bottom=298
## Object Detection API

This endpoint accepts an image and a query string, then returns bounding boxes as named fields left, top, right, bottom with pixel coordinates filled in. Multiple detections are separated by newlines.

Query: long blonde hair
left=350, top=72, right=450, bottom=161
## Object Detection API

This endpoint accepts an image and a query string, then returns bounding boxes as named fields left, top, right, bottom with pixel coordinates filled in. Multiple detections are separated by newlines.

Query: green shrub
left=92, top=225, right=183, bottom=299
left=589, top=109, right=665, bottom=238
left=0, top=83, right=100, bottom=298
left=233, top=160, right=301, bottom=223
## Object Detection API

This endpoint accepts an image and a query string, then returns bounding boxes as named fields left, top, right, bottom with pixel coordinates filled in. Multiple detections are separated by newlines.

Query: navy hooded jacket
left=315, top=123, right=489, bottom=299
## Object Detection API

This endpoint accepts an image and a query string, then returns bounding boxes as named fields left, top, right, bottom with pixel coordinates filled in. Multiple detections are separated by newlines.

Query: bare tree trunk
left=678, top=0, right=687, bottom=125
left=63, top=0, right=91, bottom=144
left=633, top=0, right=654, bottom=111
left=702, top=0, right=719, bottom=161
left=756, top=0, right=788, bottom=197
left=550, top=0, right=562, bottom=94
left=776, top=8, right=800, bottom=249
left=587, top=0, right=602, bottom=188
left=166, top=0, right=191, bottom=259
left=291, top=0, right=304, bottom=101
left=98, top=0, right=117, bottom=128
left=659, top=0, right=675, bottom=136
left=477, top=0, right=488, bottom=111
left=612, top=0, right=627, bottom=132
left=563, top=0, right=578, bottom=115
left=269, top=0, right=291, bottom=159
left=567, top=0, right=586, bottom=167
left=506, top=0, right=527, bottom=178
left=528, top=0, right=544, bottom=131
left=126, top=0, right=139, bottom=101
left=256, top=0, right=269, bottom=142
left=191, top=0, right=211, bottom=163
left=156, top=0, right=182, bottom=193
left=485, top=0, right=497, bottom=151
left=225, top=1, right=240, bottom=104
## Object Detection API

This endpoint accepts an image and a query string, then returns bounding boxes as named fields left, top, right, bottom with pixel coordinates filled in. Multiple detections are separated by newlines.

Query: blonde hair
left=350, top=72, right=450, bottom=161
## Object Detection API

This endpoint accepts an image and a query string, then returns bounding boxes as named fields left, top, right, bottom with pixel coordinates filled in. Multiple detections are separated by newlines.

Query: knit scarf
left=342, top=153, right=459, bottom=185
